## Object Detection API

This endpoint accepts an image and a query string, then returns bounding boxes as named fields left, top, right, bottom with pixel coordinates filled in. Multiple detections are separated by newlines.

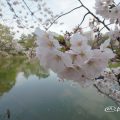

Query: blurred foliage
left=55, top=35, right=70, bottom=52
left=54, top=35, right=65, bottom=46
left=109, top=62, right=120, bottom=68
left=0, top=23, right=14, bottom=52
left=18, top=34, right=36, bottom=51
left=0, top=23, right=13, bottom=43
left=115, top=48, right=120, bottom=60
left=0, top=23, right=25, bottom=56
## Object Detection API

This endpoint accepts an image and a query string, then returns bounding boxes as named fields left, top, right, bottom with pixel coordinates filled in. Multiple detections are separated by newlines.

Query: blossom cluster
left=95, top=67, right=120, bottom=102
left=95, top=0, right=120, bottom=24
left=35, top=28, right=115, bottom=85
left=94, top=0, right=120, bottom=58
left=109, top=26, right=120, bottom=41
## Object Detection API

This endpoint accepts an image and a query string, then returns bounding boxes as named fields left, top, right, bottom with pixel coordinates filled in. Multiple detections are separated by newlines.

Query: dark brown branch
left=6, top=0, right=18, bottom=18
left=99, top=23, right=112, bottom=32
left=22, top=0, right=39, bottom=23
left=46, top=5, right=83, bottom=30
left=22, top=0, right=34, bottom=16
left=78, top=12, right=89, bottom=27
left=103, top=19, right=105, bottom=23
left=78, top=0, right=110, bottom=31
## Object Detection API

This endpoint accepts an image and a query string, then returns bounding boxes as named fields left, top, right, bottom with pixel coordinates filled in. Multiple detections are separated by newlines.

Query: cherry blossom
left=58, top=66, right=87, bottom=83
left=70, top=33, right=91, bottom=53
left=36, top=28, right=115, bottom=85
left=99, top=39, right=115, bottom=59
left=35, top=28, right=61, bottom=52
left=109, top=26, right=120, bottom=41
left=66, top=49, right=92, bottom=66
left=95, top=0, right=120, bottom=24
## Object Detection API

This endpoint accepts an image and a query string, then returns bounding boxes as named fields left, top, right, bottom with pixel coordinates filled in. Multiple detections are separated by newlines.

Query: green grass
left=109, top=62, right=120, bottom=68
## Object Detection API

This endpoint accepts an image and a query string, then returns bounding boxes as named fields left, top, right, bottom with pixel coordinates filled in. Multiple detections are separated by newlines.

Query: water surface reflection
left=0, top=57, right=120, bottom=120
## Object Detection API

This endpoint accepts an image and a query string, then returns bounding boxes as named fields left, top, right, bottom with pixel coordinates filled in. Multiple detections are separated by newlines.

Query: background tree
left=0, top=23, right=13, bottom=52
left=19, top=33, right=36, bottom=51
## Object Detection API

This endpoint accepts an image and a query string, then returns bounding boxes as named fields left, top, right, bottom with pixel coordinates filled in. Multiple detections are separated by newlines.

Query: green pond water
left=0, top=56, right=120, bottom=120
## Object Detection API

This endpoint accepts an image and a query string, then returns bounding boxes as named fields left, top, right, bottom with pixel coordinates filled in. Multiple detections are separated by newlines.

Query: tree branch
left=78, top=12, right=89, bottom=27
left=46, top=5, right=83, bottom=30
left=6, top=0, right=18, bottom=18
left=78, top=0, right=110, bottom=31
left=22, top=0, right=34, bottom=16
left=99, top=23, right=113, bottom=32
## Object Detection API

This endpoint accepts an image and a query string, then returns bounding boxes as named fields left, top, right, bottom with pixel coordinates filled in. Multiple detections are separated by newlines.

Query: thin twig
left=78, top=0, right=110, bottom=31
left=46, top=5, right=83, bottom=30
left=22, top=0, right=34, bottom=16
left=6, top=0, right=18, bottom=18
left=22, top=0, right=39, bottom=23
left=78, top=12, right=89, bottom=27
left=99, top=23, right=112, bottom=32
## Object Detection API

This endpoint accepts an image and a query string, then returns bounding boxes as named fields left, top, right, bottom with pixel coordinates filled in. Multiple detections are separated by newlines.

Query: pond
left=0, top=56, right=120, bottom=120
